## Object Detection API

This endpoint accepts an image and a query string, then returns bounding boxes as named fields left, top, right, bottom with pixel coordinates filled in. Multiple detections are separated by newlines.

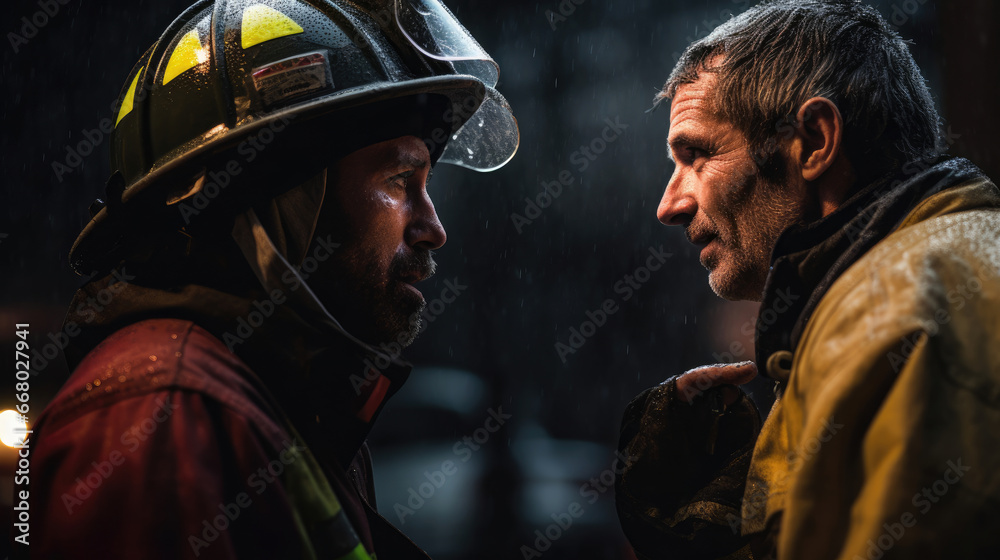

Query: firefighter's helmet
left=70, top=0, right=518, bottom=274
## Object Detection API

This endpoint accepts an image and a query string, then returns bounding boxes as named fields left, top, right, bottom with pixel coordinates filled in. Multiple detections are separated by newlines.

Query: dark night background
left=1, top=0, right=997, bottom=558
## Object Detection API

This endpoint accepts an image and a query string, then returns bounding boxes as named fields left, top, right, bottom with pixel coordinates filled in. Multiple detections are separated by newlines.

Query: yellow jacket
left=744, top=175, right=1000, bottom=559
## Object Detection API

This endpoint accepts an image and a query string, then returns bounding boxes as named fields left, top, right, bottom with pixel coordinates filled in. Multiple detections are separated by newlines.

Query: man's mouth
left=391, top=251, right=437, bottom=299
left=700, top=239, right=715, bottom=259
left=397, top=269, right=434, bottom=301
left=694, top=235, right=719, bottom=267
left=691, top=234, right=716, bottom=248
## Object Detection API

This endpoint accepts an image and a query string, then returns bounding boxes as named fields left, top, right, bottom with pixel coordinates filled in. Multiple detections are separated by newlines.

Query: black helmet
left=70, top=0, right=519, bottom=274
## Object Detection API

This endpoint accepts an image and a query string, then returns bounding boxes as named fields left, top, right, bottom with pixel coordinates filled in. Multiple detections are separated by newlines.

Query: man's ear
left=793, top=97, right=843, bottom=182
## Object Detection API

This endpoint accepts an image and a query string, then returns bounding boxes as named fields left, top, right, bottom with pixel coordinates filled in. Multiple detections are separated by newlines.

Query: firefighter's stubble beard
left=313, top=233, right=435, bottom=350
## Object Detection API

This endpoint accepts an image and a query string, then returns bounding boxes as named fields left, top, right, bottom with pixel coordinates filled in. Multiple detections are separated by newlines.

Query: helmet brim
left=70, top=74, right=488, bottom=275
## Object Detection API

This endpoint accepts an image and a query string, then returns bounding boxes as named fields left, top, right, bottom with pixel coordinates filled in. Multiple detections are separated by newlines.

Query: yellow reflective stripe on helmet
left=163, top=29, right=206, bottom=85
left=241, top=4, right=304, bottom=49
left=333, top=543, right=373, bottom=560
left=115, top=67, right=144, bottom=127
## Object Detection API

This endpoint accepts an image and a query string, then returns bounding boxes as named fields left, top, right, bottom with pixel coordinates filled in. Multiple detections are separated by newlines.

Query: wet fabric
left=755, top=157, right=990, bottom=382
left=743, top=160, right=1000, bottom=559
left=30, top=318, right=379, bottom=559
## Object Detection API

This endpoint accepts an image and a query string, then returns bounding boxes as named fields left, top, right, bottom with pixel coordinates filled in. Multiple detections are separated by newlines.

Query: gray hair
left=660, top=0, right=944, bottom=181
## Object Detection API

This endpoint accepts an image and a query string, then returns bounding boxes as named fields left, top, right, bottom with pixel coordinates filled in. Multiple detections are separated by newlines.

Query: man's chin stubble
left=370, top=290, right=426, bottom=349
left=706, top=258, right=767, bottom=302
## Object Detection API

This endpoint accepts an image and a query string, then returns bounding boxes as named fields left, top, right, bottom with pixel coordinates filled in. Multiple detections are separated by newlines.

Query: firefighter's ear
left=792, top=97, right=843, bottom=183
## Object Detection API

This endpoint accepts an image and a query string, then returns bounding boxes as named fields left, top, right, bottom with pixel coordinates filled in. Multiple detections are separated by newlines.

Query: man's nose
left=407, top=190, right=447, bottom=250
left=656, top=168, right=697, bottom=226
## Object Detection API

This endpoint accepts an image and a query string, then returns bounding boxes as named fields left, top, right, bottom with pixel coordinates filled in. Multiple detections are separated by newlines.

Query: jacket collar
left=63, top=266, right=411, bottom=468
left=754, top=157, right=993, bottom=383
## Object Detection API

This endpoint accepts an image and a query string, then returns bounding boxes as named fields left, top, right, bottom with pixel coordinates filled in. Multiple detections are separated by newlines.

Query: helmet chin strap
left=230, top=168, right=352, bottom=340
left=248, top=169, right=328, bottom=268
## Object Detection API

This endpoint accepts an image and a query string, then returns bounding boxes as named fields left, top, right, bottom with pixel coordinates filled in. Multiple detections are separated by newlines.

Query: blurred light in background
left=0, top=410, right=28, bottom=448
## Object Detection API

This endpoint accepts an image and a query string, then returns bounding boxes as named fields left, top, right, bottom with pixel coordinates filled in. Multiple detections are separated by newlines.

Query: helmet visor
left=395, top=0, right=498, bottom=87
left=438, top=86, right=519, bottom=172
left=395, top=0, right=518, bottom=171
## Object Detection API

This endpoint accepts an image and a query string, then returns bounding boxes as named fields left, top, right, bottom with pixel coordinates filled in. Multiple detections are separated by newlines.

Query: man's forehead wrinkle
left=668, top=104, right=716, bottom=155
left=669, top=81, right=716, bottom=136
left=670, top=101, right=705, bottom=128
left=670, top=89, right=709, bottom=120
left=666, top=75, right=725, bottom=162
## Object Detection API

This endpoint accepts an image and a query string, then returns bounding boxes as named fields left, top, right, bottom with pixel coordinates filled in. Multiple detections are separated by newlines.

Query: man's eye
left=390, top=171, right=414, bottom=189
left=688, top=148, right=709, bottom=160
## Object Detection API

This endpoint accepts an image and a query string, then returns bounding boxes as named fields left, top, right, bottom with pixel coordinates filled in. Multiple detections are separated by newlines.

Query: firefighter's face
left=656, top=74, right=806, bottom=302
left=313, top=135, right=447, bottom=348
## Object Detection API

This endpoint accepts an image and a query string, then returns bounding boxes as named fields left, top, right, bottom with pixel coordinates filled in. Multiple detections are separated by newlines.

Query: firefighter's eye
left=389, top=170, right=415, bottom=189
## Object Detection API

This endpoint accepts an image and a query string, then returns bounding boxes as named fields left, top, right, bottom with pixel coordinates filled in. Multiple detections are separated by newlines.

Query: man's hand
left=616, top=362, right=762, bottom=559
left=675, top=361, right=759, bottom=406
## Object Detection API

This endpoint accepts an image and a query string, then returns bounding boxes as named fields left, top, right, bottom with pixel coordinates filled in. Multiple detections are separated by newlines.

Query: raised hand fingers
left=674, top=361, right=757, bottom=404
